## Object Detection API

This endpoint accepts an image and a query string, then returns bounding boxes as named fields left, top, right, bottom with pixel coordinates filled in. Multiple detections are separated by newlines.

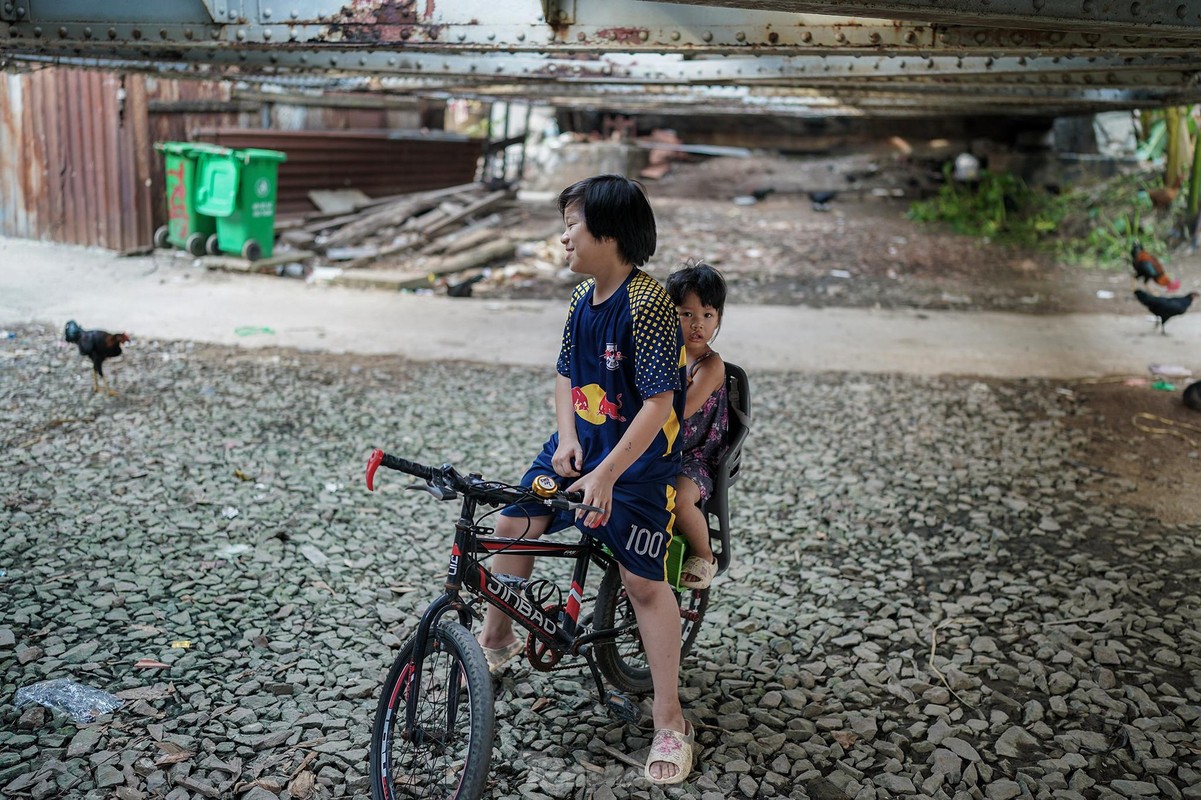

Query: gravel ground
left=2, top=323, right=1200, bottom=800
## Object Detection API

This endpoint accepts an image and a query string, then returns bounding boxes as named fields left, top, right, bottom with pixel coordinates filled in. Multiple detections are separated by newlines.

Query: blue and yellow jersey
left=556, top=269, right=686, bottom=483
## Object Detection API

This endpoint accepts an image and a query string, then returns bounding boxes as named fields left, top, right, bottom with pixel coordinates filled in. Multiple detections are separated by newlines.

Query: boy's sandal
left=481, top=639, right=525, bottom=675
left=644, top=721, right=695, bottom=786
left=679, top=556, right=718, bottom=590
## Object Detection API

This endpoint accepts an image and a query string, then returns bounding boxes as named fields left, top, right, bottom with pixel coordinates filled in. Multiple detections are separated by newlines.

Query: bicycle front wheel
left=369, top=621, right=495, bottom=800
left=593, top=563, right=710, bottom=695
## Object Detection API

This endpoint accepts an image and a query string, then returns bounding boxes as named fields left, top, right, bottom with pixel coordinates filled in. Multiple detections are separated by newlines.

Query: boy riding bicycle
left=476, top=174, right=695, bottom=785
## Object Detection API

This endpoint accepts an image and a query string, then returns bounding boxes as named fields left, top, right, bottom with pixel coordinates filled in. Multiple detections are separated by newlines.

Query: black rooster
left=64, top=320, right=130, bottom=394
left=1184, top=381, right=1201, bottom=411
left=1133, top=290, right=1198, bottom=335
left=808, top=191, right=837, bottom=212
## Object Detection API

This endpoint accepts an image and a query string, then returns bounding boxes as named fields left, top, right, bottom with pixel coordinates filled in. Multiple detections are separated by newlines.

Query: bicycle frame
left=399, top=491, right=632, bottom=736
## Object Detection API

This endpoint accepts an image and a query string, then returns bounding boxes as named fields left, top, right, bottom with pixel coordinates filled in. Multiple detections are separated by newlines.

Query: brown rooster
left=64, top=320, right=130, bottom=395
left=1147, top=175, right=1182, bottom=211
left=1130, top=242, right=1181, bottom=292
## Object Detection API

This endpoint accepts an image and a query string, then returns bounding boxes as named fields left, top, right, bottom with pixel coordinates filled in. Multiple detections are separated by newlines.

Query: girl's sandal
left=644, top=721, right=695, bottom=786
left=679, top=556, right=718, bottom=590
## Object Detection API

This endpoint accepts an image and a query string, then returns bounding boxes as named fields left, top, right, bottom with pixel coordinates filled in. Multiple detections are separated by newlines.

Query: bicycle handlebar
left=365, top=448, right=596, bottom=513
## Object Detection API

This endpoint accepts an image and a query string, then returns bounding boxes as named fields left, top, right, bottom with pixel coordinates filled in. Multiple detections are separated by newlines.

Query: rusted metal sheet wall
left=0, top=67, right=155, bottom=251
left=191, top=129, right=483, bottom=217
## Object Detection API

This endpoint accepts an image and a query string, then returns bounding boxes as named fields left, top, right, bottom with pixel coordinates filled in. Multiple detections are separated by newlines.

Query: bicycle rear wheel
left=593, top=563, right=709, bottom=695
left=369, top=621, right=495, bottom=800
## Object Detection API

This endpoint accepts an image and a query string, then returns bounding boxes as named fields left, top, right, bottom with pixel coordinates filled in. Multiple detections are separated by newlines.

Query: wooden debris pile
left=274, top=182, right=542, bottom=292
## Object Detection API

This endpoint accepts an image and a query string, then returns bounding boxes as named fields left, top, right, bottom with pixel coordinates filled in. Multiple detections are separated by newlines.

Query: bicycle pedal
left=604, top=691, right=641, bottom=723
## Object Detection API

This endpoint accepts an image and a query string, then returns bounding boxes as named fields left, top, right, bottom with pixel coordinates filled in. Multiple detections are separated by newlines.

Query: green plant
left=907, top=168, right=1065, bottom=246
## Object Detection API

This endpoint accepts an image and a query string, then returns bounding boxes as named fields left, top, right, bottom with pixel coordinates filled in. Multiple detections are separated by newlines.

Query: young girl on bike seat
left=477, top=174, right=696, bottom=786
left=666, top=261, right=729, bottom=591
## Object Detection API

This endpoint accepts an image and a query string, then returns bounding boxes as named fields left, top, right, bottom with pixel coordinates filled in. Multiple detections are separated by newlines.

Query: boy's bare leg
left=675, top=477, right=713, bottom=564
left=477, top=514, right=552, bottom=650
left=620, top=568, right=687, bottom=781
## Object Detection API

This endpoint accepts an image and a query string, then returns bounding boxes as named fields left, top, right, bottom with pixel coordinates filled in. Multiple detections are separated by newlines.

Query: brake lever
left=406, top=482, right=458, bottom=501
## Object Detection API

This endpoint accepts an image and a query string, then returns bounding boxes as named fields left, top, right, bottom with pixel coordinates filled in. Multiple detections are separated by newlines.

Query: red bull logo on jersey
left=602, top=343, right=625, bottom=371
left=572, top=384, right=628, bottom=424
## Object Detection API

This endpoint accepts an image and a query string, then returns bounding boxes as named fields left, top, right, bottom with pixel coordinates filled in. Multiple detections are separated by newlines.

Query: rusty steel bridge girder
left=2, top=0, right=1201, bottom=117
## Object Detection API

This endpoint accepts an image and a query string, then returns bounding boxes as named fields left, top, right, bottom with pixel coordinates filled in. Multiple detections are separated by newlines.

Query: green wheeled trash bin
left=195, top=147, right=287, bottom=261
left=153, top=142, right=230, bottom=257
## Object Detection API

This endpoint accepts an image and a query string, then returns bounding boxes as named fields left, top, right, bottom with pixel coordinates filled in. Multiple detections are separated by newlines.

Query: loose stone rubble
left=1, top=325, right=1199, bottom=799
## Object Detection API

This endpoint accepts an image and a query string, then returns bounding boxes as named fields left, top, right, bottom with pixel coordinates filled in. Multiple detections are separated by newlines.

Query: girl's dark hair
left=667, top=259, right=727, bottom=313
left=558, top=174, right=656, bottom=267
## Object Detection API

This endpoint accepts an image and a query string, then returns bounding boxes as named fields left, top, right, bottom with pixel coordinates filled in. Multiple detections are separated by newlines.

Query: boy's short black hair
left=558, top=174, right=656, bottom=267
left=667, top=260, right=727, bottom=314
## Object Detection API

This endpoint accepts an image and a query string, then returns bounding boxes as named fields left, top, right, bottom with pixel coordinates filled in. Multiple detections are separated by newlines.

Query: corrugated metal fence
left=0, top=68, right=155, bottom=252
left=0, top=67, right=481, bottom=250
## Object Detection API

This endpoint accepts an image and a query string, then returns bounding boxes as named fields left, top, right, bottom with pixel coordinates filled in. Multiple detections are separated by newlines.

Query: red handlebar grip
left=366, top=448, right=384, bottom=491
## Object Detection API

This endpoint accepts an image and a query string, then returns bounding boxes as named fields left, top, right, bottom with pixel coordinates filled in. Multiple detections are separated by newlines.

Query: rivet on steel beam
left=300, top=54, right=308, bottom=63
left=263, top=28, right=272, bottom=39
left=1033, top=0, right=1045, bottom=8
left=236, top=29, right=246, bottom=40
left=735, top=31, right=746, bottom=42
left=359, top=56, right=366, bottom=65
left=488, top=32, right=496, bottom=41
left=577, top=32, right=586, bottom=41
left=212, top=28, right=221, bottom=39
left=291, top=10, right=299, bottom=19
left=160, top=28, right=169, bottom=39
left=263, top=8, right=272, bottom=19
left=869, top=32, right=881, bottom=44
left=702, top=31, right=713, bottom=42
left=1011, top=32, right=1023, bottom=44
left=836, top=32, right=846, bottom=43
left=228, top=9, right=237, bottom=20
left=289, top=28, right=298, bottom=40
left=108, top=27, right=118, bottom=39
left=639, top=29, right=648, bottom=42
left=30, top=25, right=39, bottom=36
left=1177, top=4, right=1187, bottom=19
left=388, top=57, right=397, bottom=65
left=671, top=31, right=681, bottom=41
left=270, top=54, right=278, bottom=63
left=904, top=31, right=916, bottom=44
left=938, top=33, right=949, bottom=44
left=801, top=31, right=812, bottom=43
left=330, top=57, right=338, bottom=66
left=132, top=27, right=143, bottom=39
left=768, top=31, right=779, bottom=44
left=84, top=27, right=93, bottom=38
left=974, top=31, right=988, bottom=44
left=1082, top=0, right=1094, bottom=11
left=457, top=33, right=465, bottom=41
left=517, top=32, right=525, bottom=41
left=1130, top=2, right=1141, bottom=15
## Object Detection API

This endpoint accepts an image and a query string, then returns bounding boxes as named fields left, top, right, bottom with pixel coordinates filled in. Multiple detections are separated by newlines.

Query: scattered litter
left=15, top=678, right=124, bottom=723
left=234, top=469, right=254, bottom=481
left=0, top=330, right=15, bottom=340
left=306, top=266, right=343, bottom=284
left=1151, top=380, right=1176, bottom=391
left=1123, top=377, right=1149, bottom=387
left=829, top=269, right=853, bottom=279
left=234, top=326, right=275, bottom=337
left=1148, top=363, right=1192, bottom=378
left=134, top=658, right=170, bottom=670
left=732, top=195, right=759, bottom=206
left=0, top=569, right=6, bottom=578
left=1096, top=290, right=1115, bottom=299
left=216, top=543, right=251, bottom=557
left=323, top=481, right=341, bottom=493
left=170, top=640, right=191, bottom=649
left=221, top=506, right=240, bottom=520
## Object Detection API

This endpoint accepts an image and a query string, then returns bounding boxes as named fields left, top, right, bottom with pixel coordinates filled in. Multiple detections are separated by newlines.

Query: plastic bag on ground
left=15, top=678, right=124, bottom=723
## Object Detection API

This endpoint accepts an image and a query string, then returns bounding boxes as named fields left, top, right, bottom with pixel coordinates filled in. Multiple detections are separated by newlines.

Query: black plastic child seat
left=701, top=361, right=751, bottom=576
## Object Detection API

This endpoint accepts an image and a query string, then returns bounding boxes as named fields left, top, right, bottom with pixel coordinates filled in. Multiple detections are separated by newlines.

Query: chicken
left=1130, top=242, right=1181, bottom=292
left=1133, top=290, right=1198, bottom=335
left=808, top=190, right=837, bottom=212
left=1146, top=175, right=1182, bottom=211
left=64, top=320, right=130, bottom=394
left=1184, top=380, right=1201, bottom=411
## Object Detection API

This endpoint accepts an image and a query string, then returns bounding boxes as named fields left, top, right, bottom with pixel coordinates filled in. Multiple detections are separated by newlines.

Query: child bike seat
left=701, top=361, right=751, bottom=576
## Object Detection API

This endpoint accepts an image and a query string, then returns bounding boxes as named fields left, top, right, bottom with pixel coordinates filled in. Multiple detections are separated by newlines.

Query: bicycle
left=363, top=450, right=710, bottom=800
